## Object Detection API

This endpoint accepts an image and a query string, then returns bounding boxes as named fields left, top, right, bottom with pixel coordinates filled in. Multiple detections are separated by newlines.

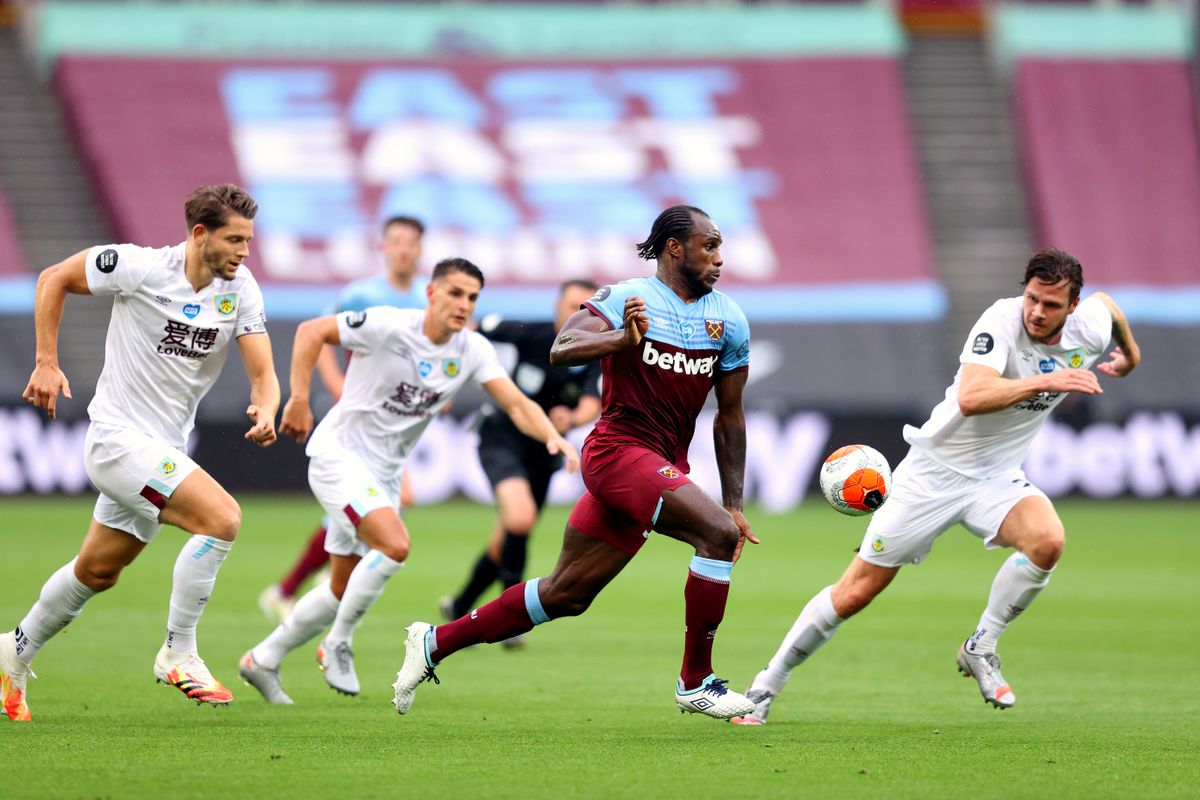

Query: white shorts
left=84, top=423, right=199, bottom=543
left=308, top=444, right=400, bottom=558
left=860, top=449, right=1047, bottom=568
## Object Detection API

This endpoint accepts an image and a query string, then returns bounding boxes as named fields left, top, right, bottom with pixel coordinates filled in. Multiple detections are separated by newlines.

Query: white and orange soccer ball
left=819, top=444, right=892, bottom=516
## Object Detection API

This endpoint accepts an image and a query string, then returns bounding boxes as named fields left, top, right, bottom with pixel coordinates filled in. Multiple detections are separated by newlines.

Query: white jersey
left=904, top=295, right=1112, bottom=478
left=307, top=306, right=508, bottom=481
left=85, top=242, right=267, bottom=448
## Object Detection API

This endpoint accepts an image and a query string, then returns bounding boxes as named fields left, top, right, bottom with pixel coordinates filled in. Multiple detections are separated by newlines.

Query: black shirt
left=480, top=319, right=601, bottom=414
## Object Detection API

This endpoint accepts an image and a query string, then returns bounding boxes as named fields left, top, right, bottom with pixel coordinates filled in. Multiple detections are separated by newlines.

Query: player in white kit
left=732, top=249, right=1141, bottom=724
left=238, top=257, right=579, bottom=703
left=0, top=185, right=279, bottom=721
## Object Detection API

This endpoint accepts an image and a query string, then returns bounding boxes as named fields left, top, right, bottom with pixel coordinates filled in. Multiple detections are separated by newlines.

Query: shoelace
left=421, top=666, right=440, bottom=686
left=702, top=678, right=731, bottom=696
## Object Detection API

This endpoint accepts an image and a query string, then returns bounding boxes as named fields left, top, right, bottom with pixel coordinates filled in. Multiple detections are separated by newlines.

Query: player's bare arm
left=280, top=315, right=341, bottom=443
left=1091, top=292, right=1141, bottom=377
left=24, top=250, right=92, bottom=419
left=958, top=363, right=1101, bottom=417
left=482, top=376, right=580, bottom=474
left=314, top=344, right=346, bottom=402
left=549, top=297, right=648, bottom=367
left=713, top=367, right=758, bottom=560
left=237, top=332, right=281, bottom=447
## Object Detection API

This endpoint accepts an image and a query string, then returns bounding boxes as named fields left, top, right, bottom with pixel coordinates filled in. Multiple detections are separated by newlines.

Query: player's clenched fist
left=1043, top=368, right=1102, bottom=395
left=279, top=396, right=314, bottom=443
left=622, top=296, right=649, bottom=348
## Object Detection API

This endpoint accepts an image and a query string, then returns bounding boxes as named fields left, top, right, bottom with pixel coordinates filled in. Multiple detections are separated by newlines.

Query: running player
left=731, top=249, right=1141, bottom=724
left=259, top=215, right=426, bottom=622
left=238, top=258, right=578, bottom=704
left=439, top=279, right=602, bottom=643
left=391, top=206, right=759, bottom=720
left=1, top=184, right=278, bottom=721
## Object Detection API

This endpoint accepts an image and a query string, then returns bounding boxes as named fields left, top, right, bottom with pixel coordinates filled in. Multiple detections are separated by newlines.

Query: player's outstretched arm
left=549, top=297, right=648, bottom=367
left=24, top=250, right=91, bottom=420
left=958, top=363, right=1101, bottom=416
left=238, top=332, right=281, bottom=448
left=713, top=368, right=758, bottom=561
left=1091, top=292, right=1141, bottom=378
left=482, top=376, right=580, bottom=474
left=280, top=316, right=340, bottom=443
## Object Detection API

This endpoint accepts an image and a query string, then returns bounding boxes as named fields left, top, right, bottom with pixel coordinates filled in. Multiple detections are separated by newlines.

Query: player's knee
left=1026, top=524, right=1065, bottom=569
left=209, top=498, right=242, bottom=542
left=77, top=561, right=121, bottom=592
left=377, top=536, right=409, bottom=563
left=698, top=516, right=741, bottom=561
left=505, top=510, right=537, bottom=537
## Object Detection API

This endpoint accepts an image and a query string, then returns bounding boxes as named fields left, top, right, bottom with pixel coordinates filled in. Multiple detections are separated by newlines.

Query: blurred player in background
left=1, top=184, right=278, bottom=721
left=732, top=249, right=1141, bottom=725
left=259, top=215, right=425, bottom=622
left=439, top=279, right=602, bottom=645
left=392, top=205, right=759, bottom=721
left=238, top=258, right=578, bottom=704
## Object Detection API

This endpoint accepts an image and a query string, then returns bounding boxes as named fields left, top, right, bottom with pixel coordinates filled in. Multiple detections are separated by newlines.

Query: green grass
left=2, top=497, right=1197, bottom=799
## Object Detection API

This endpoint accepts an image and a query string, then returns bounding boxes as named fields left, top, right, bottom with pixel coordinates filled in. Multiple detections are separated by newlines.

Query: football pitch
left=2, top=496, right=1197, bottom=799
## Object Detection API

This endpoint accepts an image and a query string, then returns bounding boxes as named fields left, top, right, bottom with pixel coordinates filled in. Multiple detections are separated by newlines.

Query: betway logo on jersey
left=642, top=340, right=717, bottom=376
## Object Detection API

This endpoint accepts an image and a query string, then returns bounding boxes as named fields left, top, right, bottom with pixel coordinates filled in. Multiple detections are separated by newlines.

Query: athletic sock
left=13, top=558, right=97, bottom=666
left=432, top=578, right=549, bottom=661
left=252, top=581, right=340, bottom=669
left=756, top=585, right=843, bottom=696
left=279, top=524, right=330, bottom=598
left=165, top=536, right=233, bottom=654
left=497, top=530, right=529, bottom=590
left=325, top=550, right=404, bottom=645
left=680, top=556, right=733, bottom=691
left=452, top=551, right=501, bottom=618
left=966, top=552, right=1053, bottom=655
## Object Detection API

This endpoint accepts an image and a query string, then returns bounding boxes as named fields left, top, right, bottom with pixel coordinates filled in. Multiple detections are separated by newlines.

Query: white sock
left=966, top=552, right=1053, bottom=655
left=165, top=536, right=233, bottom=654
left=754, top=585, right=843, bottom=696
left=14, top=558, right=96, bottom=666
left=325, top=550, right=404, bottom=645
left=252, top=581, right=340, bottom=669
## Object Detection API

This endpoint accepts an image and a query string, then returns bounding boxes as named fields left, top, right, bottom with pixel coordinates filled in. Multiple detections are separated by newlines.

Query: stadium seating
left=1012, top=59, right=1200, bottom=287
left=0, top=186, right=27, bottom=275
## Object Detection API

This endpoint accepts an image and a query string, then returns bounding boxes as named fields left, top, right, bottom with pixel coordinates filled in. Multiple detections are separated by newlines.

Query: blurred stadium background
left=0, top=0, right=1197, bottom=509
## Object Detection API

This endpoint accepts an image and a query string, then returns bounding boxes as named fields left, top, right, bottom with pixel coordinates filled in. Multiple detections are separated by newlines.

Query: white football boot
left=675, top=674, right=757, bottom=720
left=391, top=621, right=439, bottom=715
left=238, top=650, right=294, bottom=705
left=956, top=642, right=1016, bottom=709
left=317, top=638, right=360, bottom=696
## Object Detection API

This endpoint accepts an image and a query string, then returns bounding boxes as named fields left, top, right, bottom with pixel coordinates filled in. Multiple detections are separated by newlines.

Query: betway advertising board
left=2, top=407, right=1196, bottom=505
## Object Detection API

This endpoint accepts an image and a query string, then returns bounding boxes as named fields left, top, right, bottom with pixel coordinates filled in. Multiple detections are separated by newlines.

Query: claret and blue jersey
left=582, top=276, right=750, bottom=471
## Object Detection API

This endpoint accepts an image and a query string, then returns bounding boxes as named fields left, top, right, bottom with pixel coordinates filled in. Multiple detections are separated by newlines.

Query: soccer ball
left=819, top=444, right=891, bottom=516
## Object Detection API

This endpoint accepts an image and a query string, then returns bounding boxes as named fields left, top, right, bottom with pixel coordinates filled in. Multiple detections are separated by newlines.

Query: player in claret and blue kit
left=392, top=205, right=760, bottom=720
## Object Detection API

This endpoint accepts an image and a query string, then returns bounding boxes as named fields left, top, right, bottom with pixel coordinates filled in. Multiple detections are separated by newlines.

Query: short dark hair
left=635, top=205, right=708, bottom=260
left=184, top=184, right=258, bottom=231
left=559, top=278, right=599, bottom=295
left=432, top=257, right=484, bottom=288
left=382, top=215, right=425, bottom=237
left=1023, top=248, right=1084, bottom=303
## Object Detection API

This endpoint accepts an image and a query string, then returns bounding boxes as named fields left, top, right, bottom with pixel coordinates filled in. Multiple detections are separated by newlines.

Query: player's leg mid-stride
left=393, top=482, right=755, bottom=721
